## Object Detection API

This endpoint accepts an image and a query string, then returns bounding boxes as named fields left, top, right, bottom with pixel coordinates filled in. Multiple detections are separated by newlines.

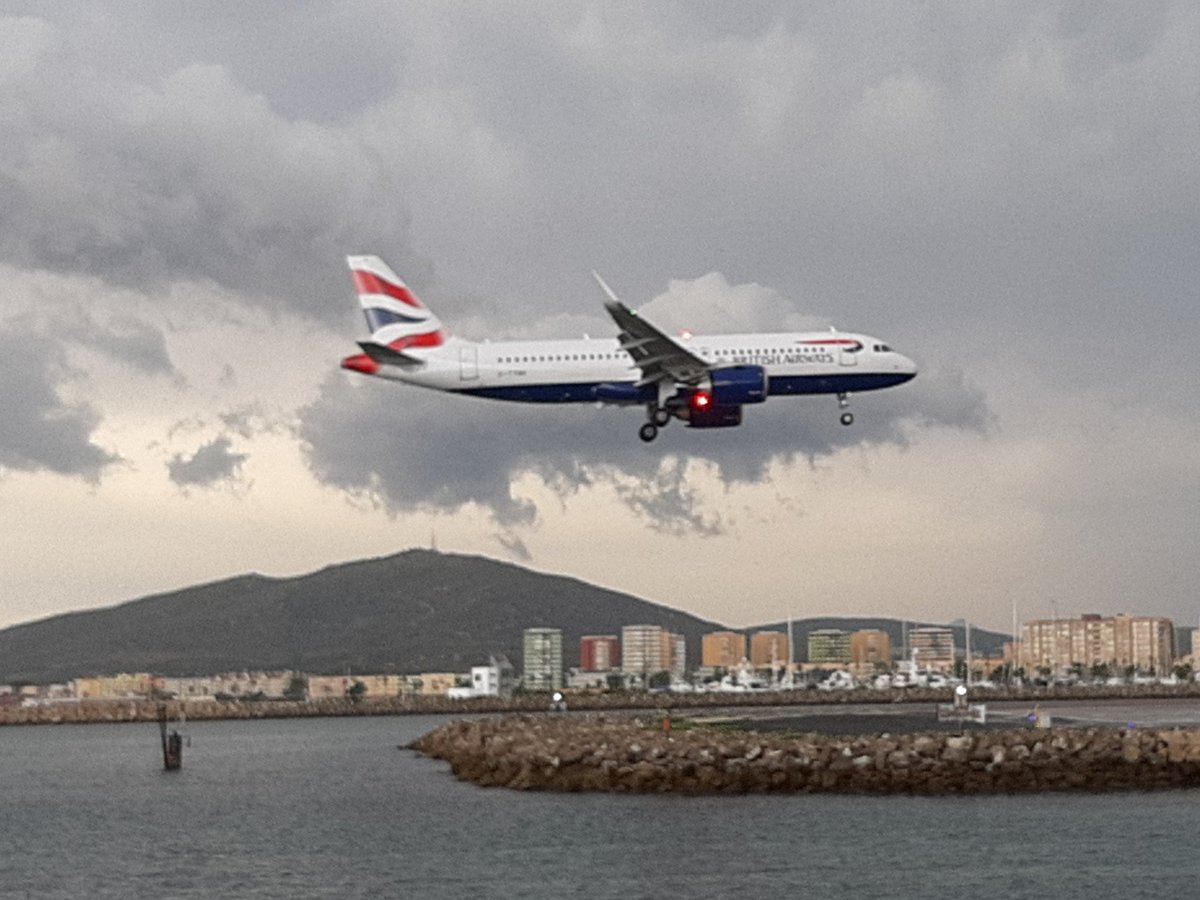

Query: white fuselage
left=363, top=331, right=916, bottom=404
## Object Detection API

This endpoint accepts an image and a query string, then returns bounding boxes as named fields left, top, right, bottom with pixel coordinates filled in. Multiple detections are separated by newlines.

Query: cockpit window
left=873, top=343, right=892, bottom=352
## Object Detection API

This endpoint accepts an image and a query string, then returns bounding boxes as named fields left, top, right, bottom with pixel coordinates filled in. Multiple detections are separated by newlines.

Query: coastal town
left=4, top=612, right=1195, bottom=711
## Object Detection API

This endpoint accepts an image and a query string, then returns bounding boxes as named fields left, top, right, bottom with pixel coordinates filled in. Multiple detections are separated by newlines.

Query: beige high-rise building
left=702, top=631, right=747, bottom=667
left=619, top=628, right=686, bottom=681
left=750, top=631, right=790, bottom=668
left=909, top=627, right=956, bottom=671
left=1021, top=614, right=1175, bottom=675
left=850, top=630, right=892, bottom=669
left=622, top=624, right=665, bottom=677
left=622, top=625, right=686, bottom=681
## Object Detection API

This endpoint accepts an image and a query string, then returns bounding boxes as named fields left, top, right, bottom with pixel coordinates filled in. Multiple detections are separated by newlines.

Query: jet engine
left=685, top=402, right=743, bottom=428
left=708, top=365, right=767, bottom=405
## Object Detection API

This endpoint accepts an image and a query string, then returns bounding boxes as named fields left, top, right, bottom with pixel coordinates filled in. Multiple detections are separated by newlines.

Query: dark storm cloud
left=298, top=365, right=986, bottom=533
left=167, top=435, right=247, bottom=488
left=0, top=327, right=117, bottom=480
left=324, top=2, right=1200, bottom=387
left=0, top=16, right=424, bottom=321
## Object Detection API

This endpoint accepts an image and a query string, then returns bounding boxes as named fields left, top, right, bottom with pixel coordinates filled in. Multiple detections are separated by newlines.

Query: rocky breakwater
left=410, top=714, right=1200, bottom=794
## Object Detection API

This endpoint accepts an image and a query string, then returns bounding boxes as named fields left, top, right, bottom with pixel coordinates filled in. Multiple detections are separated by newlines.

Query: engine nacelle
left=686, top=404, right=742, bottom=428
left=709, top=365, right=767, bottom=405
left=594, top=382, right=652, bottom=404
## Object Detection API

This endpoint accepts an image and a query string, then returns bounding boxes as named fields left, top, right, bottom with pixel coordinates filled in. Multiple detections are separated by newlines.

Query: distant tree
left=283, top=676, right=308, bottom=701
left=605, top=674, right=625, bottom=692
left=1090, top=662, right=1111, bottom=679
left=346, top=680, right=367, bottom=702
left=1174, top=663, right=1193, bottom=681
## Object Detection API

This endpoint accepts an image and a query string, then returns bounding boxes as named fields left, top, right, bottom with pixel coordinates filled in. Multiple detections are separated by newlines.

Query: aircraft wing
left=593, top=273, right=710, bottom=387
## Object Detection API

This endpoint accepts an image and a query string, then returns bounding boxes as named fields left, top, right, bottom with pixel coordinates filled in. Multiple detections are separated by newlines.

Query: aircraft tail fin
left=346, top=255, right=447, bottom=351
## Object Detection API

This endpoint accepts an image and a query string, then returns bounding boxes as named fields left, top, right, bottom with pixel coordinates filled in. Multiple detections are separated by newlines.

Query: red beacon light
left=690, top=390, right=713, bottom=411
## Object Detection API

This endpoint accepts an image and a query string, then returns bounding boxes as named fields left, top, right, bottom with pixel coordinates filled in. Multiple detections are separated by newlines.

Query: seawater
left=1, top=715, right=1197, bottom=899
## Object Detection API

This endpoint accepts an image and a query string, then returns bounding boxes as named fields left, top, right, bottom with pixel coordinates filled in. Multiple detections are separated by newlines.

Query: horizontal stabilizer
left=357, top=341, right=424, bottom=367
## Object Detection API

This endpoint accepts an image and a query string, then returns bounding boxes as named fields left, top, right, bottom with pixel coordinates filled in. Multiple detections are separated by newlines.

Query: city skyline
left=2, top=5, right=1198, bottom=635
left=10, top=610, right=1193, bottom=699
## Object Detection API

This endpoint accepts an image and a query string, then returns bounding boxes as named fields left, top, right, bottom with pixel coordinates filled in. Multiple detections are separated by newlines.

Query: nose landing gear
left=838, top=393, right=854, bottom=426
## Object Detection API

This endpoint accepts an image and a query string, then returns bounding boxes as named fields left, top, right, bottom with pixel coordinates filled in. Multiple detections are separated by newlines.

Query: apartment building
left=580, top=635, right=621, bottom=672
left=1021, top=614, right=1175, bottom=675
left=622, top=625, right=685, bottom=681
left=702, top=631, right=747, bottom=668
left=523, top=627, right=564, bottom=691
left=807, top=629, right=851, bottom=665
left=750, top=631, right=790, bottom=668
left=850, top=629, right=892, bottom=671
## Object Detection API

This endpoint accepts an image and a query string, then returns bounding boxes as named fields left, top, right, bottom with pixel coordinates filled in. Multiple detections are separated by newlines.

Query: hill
left=0, top=549, right=1017, bottom=684
left=0, top=550, right=726, bottom=683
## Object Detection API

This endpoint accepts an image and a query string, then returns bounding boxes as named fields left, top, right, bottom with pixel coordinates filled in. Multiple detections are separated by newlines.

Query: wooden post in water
left=158, top=703, right=183, bottom=771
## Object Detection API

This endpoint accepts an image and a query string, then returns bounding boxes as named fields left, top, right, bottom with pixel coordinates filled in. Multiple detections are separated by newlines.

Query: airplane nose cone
left=897, top=354, right=918, bottom=381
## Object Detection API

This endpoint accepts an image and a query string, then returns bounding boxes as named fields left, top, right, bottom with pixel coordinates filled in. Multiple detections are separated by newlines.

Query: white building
left=523, top=628, right=563, bottom=691
left=471, top=655, right=515, bottom=697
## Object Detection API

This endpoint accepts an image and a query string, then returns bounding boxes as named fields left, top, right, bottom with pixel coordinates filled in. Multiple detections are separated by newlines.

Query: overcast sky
left=1, top=2, right=1197, bottom=636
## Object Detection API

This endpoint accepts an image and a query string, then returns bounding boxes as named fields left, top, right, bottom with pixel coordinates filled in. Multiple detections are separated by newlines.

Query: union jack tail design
left=346, top=255, right=446, bottom=351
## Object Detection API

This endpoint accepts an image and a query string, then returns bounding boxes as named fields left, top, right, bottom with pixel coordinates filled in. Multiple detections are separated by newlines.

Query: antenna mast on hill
left=430, top=529, right=438, bottom=552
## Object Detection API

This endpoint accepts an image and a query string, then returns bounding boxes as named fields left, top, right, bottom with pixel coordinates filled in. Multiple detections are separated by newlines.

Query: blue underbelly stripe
left=452, top=371, right=913, bottom=404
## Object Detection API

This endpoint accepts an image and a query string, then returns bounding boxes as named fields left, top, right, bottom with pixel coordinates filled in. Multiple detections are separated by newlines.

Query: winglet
left=591, top=270, right=625, bottom=313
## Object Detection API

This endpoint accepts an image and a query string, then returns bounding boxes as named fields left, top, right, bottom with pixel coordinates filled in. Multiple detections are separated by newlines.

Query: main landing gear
left=639, top=403, right=672, bottom=442
left=838, top=393, right=854, bottom=426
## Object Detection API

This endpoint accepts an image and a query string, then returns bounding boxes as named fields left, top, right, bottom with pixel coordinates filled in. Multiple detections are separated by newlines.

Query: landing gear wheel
left=840, top=412, right=854, bottom=426
left=638, top=423, right=659, bottom=443
left=651, top=407, right=671, bottom=427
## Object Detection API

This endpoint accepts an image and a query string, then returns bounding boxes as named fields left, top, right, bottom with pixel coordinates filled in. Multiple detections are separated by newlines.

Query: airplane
left=340, top=255, right=917, bottom=442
